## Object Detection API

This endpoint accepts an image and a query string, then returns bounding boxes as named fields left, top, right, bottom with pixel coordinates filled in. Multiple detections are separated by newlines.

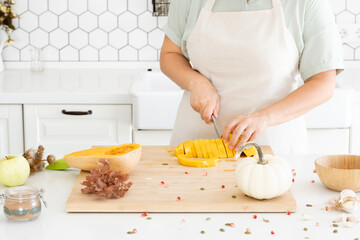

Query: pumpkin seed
left=225, top=223, right=231, bottom=226
left=127, top=231, right=135, bottom=234
left=205, top=217, right=211, bottom=221
left=201, top=230, right=205, bottom=234
left=232, top=195, right=236, bottom=199
left=332, top=224, right=339, bottom=227
left=220, top=228, right=225, bottom=232
left=333, top=229, right=338, bottom=234
left=303, top=228, right=308, bottom=231
left=354, top=238, right=359, bottom=240
left=200, top=187, right=205, bottom=191
left=306, top=204, right=313, bottom=207
left=245, top=231, right=251, bottom=235
left=146, top=217, right=152, bottom=220
left=162, top=163, right=168, bottom=165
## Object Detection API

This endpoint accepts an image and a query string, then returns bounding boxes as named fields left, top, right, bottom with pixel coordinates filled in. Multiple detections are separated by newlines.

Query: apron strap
left=204, top=0, right=216, bottom=11
left=271, top=0, right=281, bottom=8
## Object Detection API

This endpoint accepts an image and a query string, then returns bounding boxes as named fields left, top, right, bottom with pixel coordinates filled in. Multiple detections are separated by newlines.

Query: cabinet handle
left=61, top=110, right=93, bottom=116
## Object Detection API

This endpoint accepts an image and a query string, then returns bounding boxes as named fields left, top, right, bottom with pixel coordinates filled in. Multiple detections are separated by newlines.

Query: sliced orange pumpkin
left=216, top=139, right=228, bottom=158
left=193, top=140, right=203, bottom=158
left=177, top=154, right=218, bottom=168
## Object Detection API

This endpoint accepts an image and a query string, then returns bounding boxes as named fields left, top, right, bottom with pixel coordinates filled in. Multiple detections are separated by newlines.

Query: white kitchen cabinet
left=0, top=105, right=24, bottom=155
left=24, top=105, right=132, bottom=156
left=133, top=130, right=172, bottom=145
left=307, top=129, right=349, bottom=154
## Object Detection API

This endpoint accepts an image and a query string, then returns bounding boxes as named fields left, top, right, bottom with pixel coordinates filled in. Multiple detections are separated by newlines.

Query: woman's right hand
left=189, top=77, right=220, bottom=124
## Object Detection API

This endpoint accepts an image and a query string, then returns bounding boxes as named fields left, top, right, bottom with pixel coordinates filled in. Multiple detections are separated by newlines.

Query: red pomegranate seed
left=164, top=184, right=168, bottom=188
left=271, top=231, right=275, bottom=235
left=253, top=215, right=257, bottom=219
left=286, top=211, right=291, bottom=215
left=204, top=172, right=208, bottom=176
left=160, top=181, right=164, bottom=185
left=132, top=229, right=137, bottom=233
left=185, top=171, right=189, bottom=174
left=177, top=196, right=181, bottom=201
left=292, top=178, right=295, bottom=182
left=221, top=185, right=225, bottom=189
left=292, top=169, right=295, bottom=172
left=325, top=206, right=329, bottom=211
left=141, top=212, right=148, bottom=217
left=313, top=169, right=317, bottom=173
left=293, top=173, right=296, bottom=176
left=246, top=228, right=251, bottom=232
left=311, top=180, right=315, bottom=183
left=230, top=223, right=235, bottom=227
left=180, top=219, right=185, bottom=223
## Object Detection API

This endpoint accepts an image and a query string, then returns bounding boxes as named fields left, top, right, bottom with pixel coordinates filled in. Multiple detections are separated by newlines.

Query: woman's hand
left=222, top=111, right=270, bottom=151
left=189, top=78, right=220, bottom=124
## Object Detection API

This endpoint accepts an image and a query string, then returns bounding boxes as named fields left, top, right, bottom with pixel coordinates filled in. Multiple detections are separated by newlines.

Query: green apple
left=0, top=155, right=30, bottom=187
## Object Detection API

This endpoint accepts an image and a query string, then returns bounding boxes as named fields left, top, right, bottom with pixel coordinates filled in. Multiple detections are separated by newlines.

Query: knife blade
left=211, top=114, right=222, bottom=139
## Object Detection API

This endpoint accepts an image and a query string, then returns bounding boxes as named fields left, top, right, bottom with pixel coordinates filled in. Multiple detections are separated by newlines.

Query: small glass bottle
left=29, top=48, right=44, bottom=72
left=1, top=186, right=47, bottom=221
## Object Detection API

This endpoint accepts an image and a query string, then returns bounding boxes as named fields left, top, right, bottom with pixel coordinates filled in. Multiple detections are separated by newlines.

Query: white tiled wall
left=1, top=0, right=360, bottom=62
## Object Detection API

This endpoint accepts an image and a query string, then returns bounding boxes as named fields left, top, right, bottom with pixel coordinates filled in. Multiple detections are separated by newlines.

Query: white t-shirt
left=163, top=0, right=344, bottom=81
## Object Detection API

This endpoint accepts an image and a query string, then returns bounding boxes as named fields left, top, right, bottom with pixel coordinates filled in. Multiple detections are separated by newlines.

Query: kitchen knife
left=211, top=114, right=222, bottom=139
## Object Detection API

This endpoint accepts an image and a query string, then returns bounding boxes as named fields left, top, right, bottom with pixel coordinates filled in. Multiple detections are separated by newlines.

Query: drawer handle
left=61, top=110, right=93, bottom=116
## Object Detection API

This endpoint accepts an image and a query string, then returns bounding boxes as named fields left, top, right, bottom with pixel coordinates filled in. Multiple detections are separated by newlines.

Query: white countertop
left=0, top=69, right=145, bottom=104
left=0, top=67, right=359, bottom=105
left=1, top=154, right=359, bottom=240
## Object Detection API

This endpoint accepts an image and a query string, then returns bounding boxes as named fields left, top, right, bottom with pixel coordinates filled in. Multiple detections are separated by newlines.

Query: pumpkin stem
left=235, top=143, right=266, bottom=165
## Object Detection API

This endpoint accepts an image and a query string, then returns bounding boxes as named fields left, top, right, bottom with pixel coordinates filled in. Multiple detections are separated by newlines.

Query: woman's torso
left=175, top=0, right=308, bottom=60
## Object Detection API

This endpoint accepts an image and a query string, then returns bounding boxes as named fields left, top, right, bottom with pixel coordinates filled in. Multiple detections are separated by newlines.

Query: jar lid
left=5, top=186, right=40, bottom=200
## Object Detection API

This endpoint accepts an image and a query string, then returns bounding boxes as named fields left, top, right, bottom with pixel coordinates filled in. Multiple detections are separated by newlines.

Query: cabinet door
left=24, top=105, right=131, bottom=156
left=0, top=105, right=24, bottom=155
left=133, top=130, right=172, bottom=146
left=307, top=129, right=349, bottom=154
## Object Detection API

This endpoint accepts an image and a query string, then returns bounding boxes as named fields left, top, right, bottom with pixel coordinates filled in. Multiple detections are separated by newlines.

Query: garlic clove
left=302, top=214, right=313, bottom=221
left=340, top=189, right=360, bottom=213
left=344, top=221, right=354, bottom=228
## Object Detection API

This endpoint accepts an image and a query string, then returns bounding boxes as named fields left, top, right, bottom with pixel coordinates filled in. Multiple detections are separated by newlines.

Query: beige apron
left=170, top=0, right=308, bottom=155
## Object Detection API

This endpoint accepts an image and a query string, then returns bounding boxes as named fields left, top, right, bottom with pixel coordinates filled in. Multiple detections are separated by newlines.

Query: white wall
left=1, top=0, right=360, bottom=63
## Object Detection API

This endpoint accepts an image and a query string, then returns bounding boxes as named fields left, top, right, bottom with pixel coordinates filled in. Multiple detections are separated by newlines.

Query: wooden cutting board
left=66, top=146, right=296, bottom=213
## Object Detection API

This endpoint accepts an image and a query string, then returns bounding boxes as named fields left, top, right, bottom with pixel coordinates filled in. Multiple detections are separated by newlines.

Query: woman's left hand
left=222, top=111, right=270, bottom=152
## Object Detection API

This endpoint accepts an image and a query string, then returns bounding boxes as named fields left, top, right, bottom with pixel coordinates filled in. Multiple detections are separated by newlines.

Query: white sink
left=131, top=71, right=184, bottom=130
left=305, top=88, right=353, bottom=128
left=132, top=72, right=352, bottom=130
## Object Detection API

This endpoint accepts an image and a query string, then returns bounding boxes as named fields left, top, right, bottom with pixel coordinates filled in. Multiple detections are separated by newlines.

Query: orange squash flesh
left=64, top=143, right=141, bottom=174
left=175, top=136, right=257, bottom=168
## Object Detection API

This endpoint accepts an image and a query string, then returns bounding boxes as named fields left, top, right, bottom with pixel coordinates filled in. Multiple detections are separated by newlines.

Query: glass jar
left=0, top=186, right=47, bottom=221
left=29, top=47, right=44, bottom=72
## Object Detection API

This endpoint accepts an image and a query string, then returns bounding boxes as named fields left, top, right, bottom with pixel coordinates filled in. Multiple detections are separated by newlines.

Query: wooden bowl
left=315, top=155, right=360, bottom=192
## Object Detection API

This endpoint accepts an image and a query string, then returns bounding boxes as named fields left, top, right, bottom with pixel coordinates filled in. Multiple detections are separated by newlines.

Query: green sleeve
left=163, top=0, right=191, bottom=47
left=300, top=0, right=344, bottom=81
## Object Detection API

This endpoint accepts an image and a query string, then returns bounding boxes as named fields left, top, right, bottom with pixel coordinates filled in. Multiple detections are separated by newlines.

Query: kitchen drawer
left=133, top=130, right=172, bottom=145
left=307, top=129, right=349, bottom=154
left=24, top=104, right=132, bottom=156
left=0, top=105, right=24, bottom=155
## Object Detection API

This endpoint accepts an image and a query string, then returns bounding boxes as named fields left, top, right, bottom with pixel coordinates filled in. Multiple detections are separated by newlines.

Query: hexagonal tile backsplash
left=2, top=0, right=360, bottom=62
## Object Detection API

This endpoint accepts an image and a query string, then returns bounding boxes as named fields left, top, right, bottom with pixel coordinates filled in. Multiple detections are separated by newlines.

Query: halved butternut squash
left=64, top=143, right=141, bottom=174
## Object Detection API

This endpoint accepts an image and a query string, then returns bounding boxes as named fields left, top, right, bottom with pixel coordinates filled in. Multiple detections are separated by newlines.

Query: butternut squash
left=64, top=143, right=141, bottom=174
left=174, top=137, right=257, bottom=168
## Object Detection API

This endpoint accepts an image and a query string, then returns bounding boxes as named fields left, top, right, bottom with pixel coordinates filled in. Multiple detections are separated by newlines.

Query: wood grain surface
left=66, top=146, right=296, bottom=213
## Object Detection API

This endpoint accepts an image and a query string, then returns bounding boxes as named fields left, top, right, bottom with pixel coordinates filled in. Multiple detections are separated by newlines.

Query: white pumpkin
left=234, top=143, right=293, bottom=200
